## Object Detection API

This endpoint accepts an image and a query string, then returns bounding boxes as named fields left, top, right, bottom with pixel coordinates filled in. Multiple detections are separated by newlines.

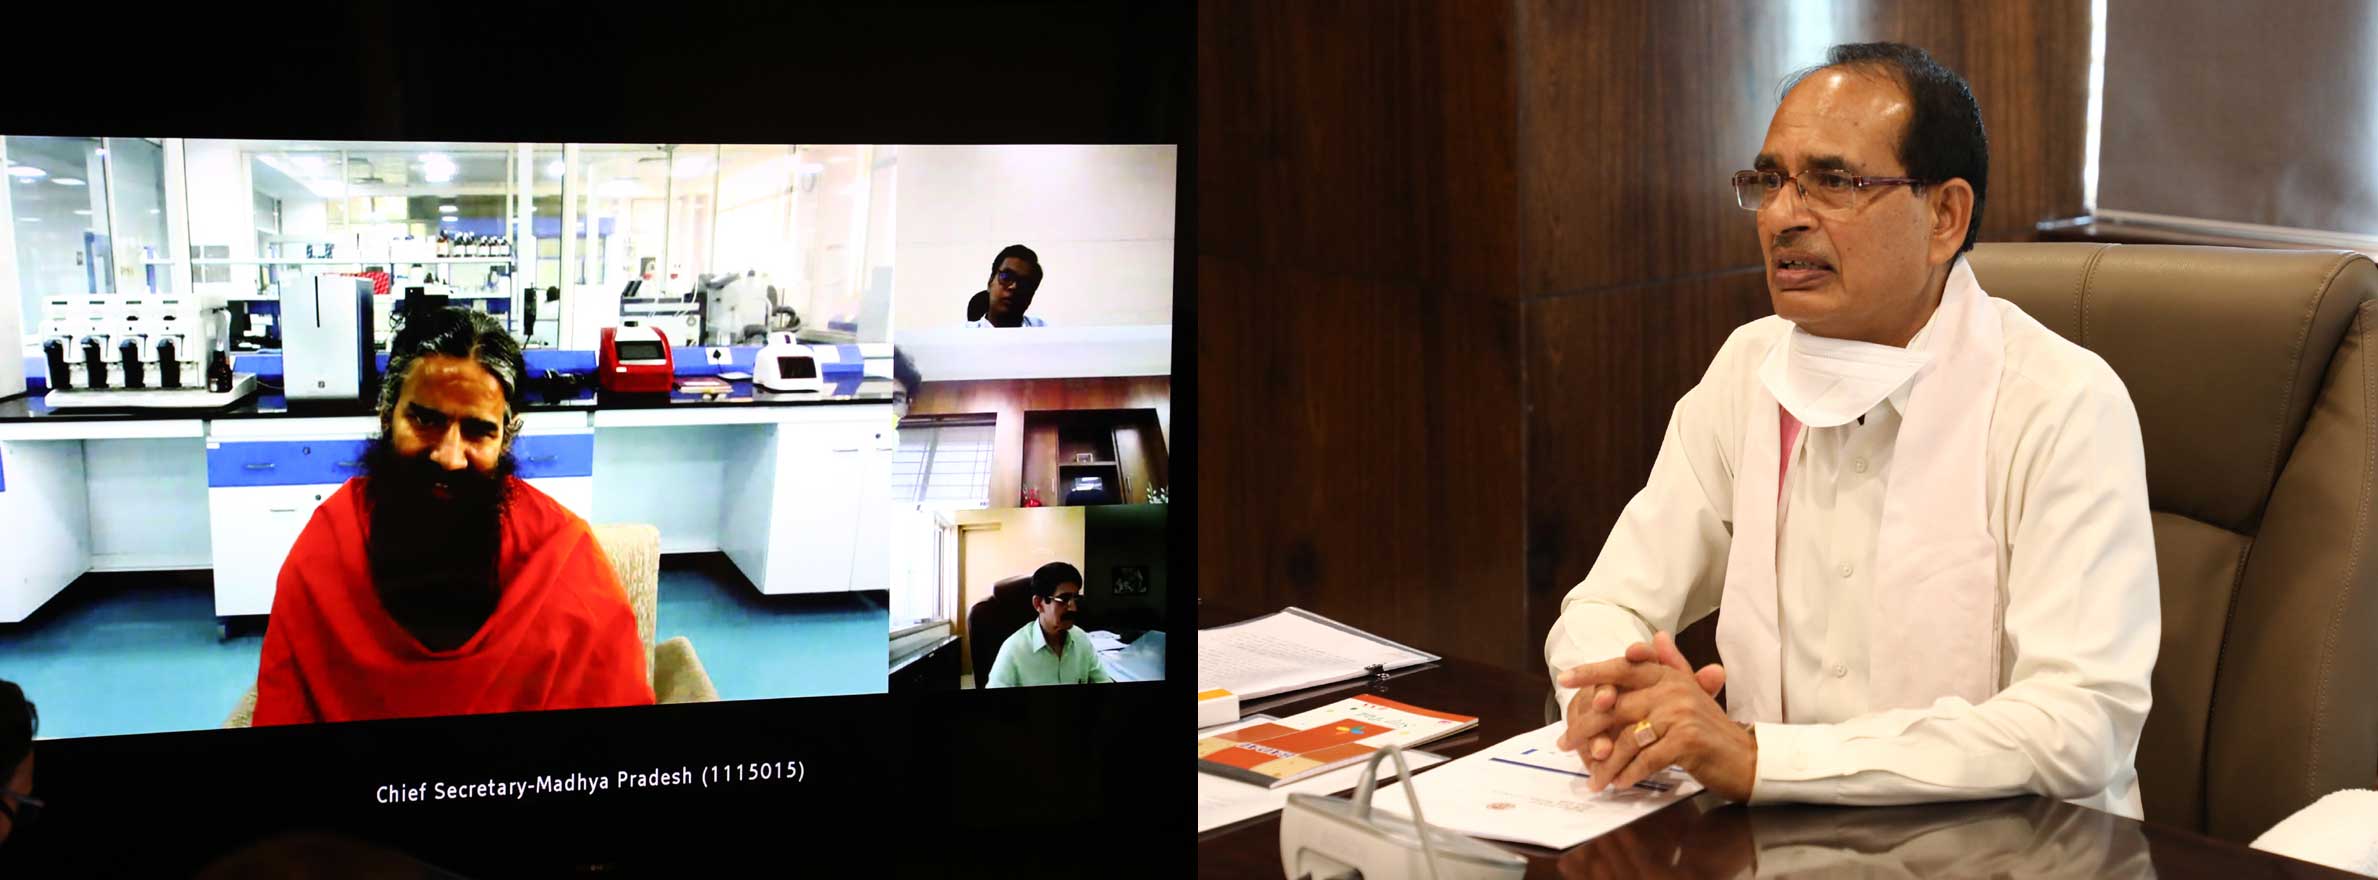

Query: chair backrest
left=968, top=574, right=1038, bottom=687
left=1967, top=243, right=2378, bottom=841
left=589, top=523, right=661, bottom=686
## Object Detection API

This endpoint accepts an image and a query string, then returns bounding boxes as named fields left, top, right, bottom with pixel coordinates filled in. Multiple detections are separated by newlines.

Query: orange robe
left=252, top=476, right=655, bottom=725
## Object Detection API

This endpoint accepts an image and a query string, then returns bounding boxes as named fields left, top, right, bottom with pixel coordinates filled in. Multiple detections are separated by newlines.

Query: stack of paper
left=1107, top=631, right=1165, bottom=682
left=1199, top=608, right=1437, bottom=704
left=1370, top=722, right=1702, bottom=850
left=1086, top=629, right=1129, bottom=654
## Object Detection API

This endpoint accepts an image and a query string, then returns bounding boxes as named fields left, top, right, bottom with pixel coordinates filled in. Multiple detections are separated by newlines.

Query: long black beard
left=362, top=435, right=518, bottom=651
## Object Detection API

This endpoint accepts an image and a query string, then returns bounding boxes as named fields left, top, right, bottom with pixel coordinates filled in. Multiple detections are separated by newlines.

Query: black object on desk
left=156, top=337, right=181, bottom=389
left=80, top=337, right=107, bottom=389
left=207, top=352, right=234, bottom=394
left=119, top=339, right=145, bottom=389
left=42, top=339, right=71, bottom=391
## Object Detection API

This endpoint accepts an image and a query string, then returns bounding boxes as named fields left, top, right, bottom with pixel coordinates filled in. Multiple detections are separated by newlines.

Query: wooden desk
left=1195, top=610, right=2360, bottom=879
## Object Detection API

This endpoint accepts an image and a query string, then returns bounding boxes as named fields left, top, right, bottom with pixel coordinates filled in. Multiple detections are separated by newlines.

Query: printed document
left=1370, top=722, right=1702, bottom=850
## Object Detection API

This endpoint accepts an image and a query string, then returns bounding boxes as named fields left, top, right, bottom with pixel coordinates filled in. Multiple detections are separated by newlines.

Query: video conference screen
left=0, top=5, right=1187, bottom=874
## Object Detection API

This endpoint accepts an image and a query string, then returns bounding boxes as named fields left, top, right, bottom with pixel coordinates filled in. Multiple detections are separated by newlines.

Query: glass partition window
left=15, top=138, right=905, bottom=358
left=556, top=144, right=671, bottom=348
left=667, top=145, right=716, bottom=292
left=106, top=138, right=170, bottom=295
left=221, top=141, right=532, bottom=348
left=682, top=143, right=891, bottom=344
left=7, top=136, right=119, bottom=333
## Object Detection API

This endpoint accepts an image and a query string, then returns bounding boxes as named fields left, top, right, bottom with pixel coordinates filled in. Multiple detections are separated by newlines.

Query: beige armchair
left=224, top=521, right=718, bottom=728
left=1966, top=244, right=2377, bottom=842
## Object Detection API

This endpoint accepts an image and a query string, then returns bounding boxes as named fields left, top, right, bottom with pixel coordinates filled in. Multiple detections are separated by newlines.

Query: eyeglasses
left=1732, top=169, right=1933, bottom=214
left=1042, top=593, right=1083, bottom=606
left=0, top=788, right=44, bottom=826
left=994, top=269, right=1040, bottom=292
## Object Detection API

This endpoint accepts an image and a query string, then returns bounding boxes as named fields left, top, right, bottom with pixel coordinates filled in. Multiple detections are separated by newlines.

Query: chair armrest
left=655, top=635, right=721, bottom=704
left=225, top=685, right=258, bottom=729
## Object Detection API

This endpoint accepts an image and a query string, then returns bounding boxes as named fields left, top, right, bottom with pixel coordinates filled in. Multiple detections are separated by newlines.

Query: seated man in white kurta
left=1544, top=41, right=2160, bottom=818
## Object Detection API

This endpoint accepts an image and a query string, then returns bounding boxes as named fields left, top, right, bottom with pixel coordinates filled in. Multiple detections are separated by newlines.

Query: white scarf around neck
left=1715, top=257, right=2006, bottom=722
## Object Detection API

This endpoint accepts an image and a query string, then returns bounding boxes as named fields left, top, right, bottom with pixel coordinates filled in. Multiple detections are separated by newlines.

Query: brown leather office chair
left=968, top=574, right=1039, bottom=688
left=1968, top=243, right=2378, bottom=842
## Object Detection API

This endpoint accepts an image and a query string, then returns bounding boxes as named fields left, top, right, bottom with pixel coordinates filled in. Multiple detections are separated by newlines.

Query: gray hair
left=377, top=306, right=529, bottom=442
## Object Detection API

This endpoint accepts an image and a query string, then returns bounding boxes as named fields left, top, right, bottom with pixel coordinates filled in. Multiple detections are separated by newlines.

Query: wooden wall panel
left=1198, top=0, right=1521, bottom=294
left=1517, top=1, right=1783, bottom=296
left=1517, top=0, right=2090, bottom=297
left=1197, top=256, right=1529, bottom=671
left=1523, top=271, right=1773, bottom=662
left=1196, top=0, right=1529, bottom=672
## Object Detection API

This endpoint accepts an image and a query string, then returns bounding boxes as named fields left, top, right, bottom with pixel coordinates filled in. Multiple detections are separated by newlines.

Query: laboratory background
left=0, top=137, right=1177, bottom=738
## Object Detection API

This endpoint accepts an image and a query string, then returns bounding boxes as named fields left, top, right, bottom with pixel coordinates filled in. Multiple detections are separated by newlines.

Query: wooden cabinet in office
left=1019, top=408, right=1169, bottom=507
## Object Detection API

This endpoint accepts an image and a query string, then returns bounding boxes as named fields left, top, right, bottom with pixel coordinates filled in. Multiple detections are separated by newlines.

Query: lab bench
left=0, top=379, right=900, bottom=625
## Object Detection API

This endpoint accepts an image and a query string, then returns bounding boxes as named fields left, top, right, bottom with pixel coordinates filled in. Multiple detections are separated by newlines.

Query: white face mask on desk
left=1758, top=326, right=1934, bottom=428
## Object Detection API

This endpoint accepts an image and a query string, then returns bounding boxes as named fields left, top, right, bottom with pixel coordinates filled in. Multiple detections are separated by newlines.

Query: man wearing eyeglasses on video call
left=1544, top=42, right=2159, bottom=818
left=985, top=562, right=1114, bottom=687
left=967, top=244, right=1049, bottom=328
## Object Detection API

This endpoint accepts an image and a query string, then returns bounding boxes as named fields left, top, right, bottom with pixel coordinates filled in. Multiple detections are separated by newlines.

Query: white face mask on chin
left=1758, top=325, right=1934, bottom=428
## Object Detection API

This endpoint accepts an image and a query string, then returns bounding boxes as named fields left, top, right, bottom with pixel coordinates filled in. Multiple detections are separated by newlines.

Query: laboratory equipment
left=619, top=279, right=702, bottom=345
left=753, top=332, right=828, bottom=394
left=599, top=325, right=675, bottom=394
left=37, top=292, right=258, bottom=409
left=283, top=275, right=375, bottom=402
left=698, top=271, right=800, bottom=345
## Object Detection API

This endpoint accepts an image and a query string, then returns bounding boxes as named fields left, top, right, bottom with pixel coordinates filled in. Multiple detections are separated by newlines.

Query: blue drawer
left=207, top=439, right=371, bottom=488
left=511, top=432, right=594, bottom=479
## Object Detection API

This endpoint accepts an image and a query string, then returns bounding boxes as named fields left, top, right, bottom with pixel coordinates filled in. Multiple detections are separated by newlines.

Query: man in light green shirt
left=985, top=562, right=1114, bottom=688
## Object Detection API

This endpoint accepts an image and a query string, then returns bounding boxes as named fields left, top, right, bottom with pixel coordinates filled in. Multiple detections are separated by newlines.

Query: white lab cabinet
left=718, top=412, right=896, bottom=595
left=206, top=482, right=336, bottom=616
left=0, top=439, right=93, bottom=623
left=204, top=417, right=376, bottom=617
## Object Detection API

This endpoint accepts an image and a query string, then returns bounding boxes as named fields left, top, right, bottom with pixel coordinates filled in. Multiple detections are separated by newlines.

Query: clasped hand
left=1555, top=630, right=1757, bottom=801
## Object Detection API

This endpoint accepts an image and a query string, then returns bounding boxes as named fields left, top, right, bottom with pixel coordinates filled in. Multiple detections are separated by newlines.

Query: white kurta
left=1544, top=298, right=2160, bottom=819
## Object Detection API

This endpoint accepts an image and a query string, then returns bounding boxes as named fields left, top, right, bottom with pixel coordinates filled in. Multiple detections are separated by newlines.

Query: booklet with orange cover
left=1196, top=694, right=1478, bottom=788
